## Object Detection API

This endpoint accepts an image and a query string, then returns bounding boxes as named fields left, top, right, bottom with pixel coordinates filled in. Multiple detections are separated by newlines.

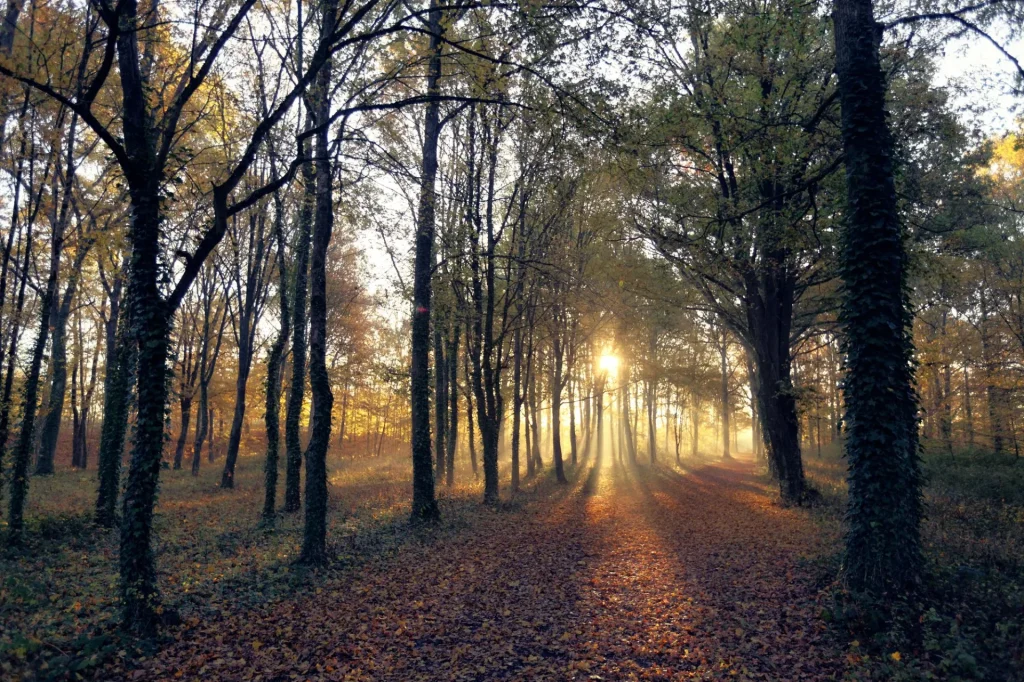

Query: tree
left=832, top=0, right=922, bottom=596
left=409, top=0, right=444, bottom=521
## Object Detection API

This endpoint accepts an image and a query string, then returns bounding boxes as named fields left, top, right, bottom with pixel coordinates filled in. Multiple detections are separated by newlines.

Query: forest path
left=131, top=458, right=842, bottom=681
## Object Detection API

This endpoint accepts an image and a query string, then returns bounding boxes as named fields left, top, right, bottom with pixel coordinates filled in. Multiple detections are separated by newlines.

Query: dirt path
left=128, top=459, right=842, bottom=681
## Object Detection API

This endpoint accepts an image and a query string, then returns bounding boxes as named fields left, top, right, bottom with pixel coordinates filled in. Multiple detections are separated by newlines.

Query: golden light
left=597, top=353, right=619, bottom=378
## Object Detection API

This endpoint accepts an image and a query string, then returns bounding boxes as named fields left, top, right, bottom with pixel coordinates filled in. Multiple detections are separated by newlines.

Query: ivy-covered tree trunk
left=298, top=33, right=334, bottom=563
left=119, top=181, right=170, bottom=635
left=6, top=213, right=61, bottom=542
left=409, top=0, right=442, bottom=522
left=96, top=283, right=131, bottom=527
left=833, top=0, right=923, bottom=596
left=0, top=101, right=31, bottom=501
left=263, top=205, right=289, bottom=524
left=284, top=166, right=312, bottom=511
left=0, top=210, right=32, bottom=510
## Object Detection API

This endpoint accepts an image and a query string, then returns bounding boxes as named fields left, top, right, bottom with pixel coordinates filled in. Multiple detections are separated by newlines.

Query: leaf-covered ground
left=114, top=458, right=842, bottom=681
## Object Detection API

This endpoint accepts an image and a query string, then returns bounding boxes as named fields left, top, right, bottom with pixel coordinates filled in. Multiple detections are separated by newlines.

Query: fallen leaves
left=107, top=459, right=843, bottom=681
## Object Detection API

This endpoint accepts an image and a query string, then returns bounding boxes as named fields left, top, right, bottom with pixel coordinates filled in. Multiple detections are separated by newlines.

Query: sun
left=597, top=353, right=619, bottom=377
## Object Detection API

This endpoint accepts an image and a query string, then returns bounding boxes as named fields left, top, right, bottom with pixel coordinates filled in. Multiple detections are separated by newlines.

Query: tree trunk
left=581, top=372, right=592, bottom=460
left=433, top=325, right=447, bottom=484
left=691, top=399, right=700, bottom=458
left=511, top=324, right=522, bottom=492
left=464, top=348, right=478, bottom=477
left=298, top=27, right=335, bottom=562
left=445, top=327, right=459, bottom=487
left=466, top=372, right=478, bottom=476
left=284, top=160, right=313, bottom=513
left=221, top=327, right=252, bottom=488
left=338, top=381, right=349, bottom=450
left=979, top=288, right=1005, bottom=455
left=118, top=181, right=171, bottom=635
left=0, top=207, right=32, bottom=511
left=647, top=378, right=657, bottom=465
left=719, top=335, right=731, bottom=462
left=7, top=217, right=61, bottom=541
left=551, top=332, right=567, bottom=483
left=524, top=329, right=535, bottom=478
left=409, top=0, right=443, bottom=522
left=263, top=204, right=289, bottom=522
left=173, top=398, right=192, bottom=470
left=833, top=0, right=923, bottom=595
left=964, top=364, right=974, bottom=447
left=569, top=375, right=578, bottom=466
left=71, top=360, right=83, bottom=468
left=33, top=111, right=81, bottom=477
left=96, top=282, right=131, bottom=527
left=528, top=356, right=542, bottom=470
left=621, top=364, right=637, bottom=464
left=35, top=279, right=76, bottom=475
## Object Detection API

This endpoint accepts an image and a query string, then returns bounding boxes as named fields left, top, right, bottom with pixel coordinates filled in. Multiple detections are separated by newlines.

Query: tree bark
left=284, top=116, right=314, bottom=511
left=445, top=327, right=459, bottom=487
left=409, top=0, right=443, bottom=522
left=433, top=325, right=447, bottom=483
left=6, top=190, right=63, bottom=541
left=96, top=270, right=130, bottom=527
left=173, top=398, right=192, bottom=470
left=511, top=324, right=523, bottom=492
left=33, top=113, right=82, bottom=476
left=298, top=34, right=334, bottom=562
left=263, top=199, right=289, bottom=523
left=551, top=330, right=567, bottom=483
left=833, top=0, right=923, bottom=595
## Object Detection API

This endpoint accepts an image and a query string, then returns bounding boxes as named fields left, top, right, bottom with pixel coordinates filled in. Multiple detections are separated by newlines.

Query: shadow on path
left=127, top=458, right=842, bottom=681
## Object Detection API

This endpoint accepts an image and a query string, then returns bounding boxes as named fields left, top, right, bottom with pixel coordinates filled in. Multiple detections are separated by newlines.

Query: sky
left=934, top=30, right=1022, bottom=135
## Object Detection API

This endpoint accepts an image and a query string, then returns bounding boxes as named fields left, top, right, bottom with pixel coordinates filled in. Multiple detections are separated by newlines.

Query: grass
left=0, top=450, right=543, bottom=681
left=804, top=441, right=1024, bottom=681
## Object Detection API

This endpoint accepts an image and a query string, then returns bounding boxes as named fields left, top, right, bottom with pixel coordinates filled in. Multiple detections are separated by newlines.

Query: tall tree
left=409, top=0, right=443, bottom=521
left=832, top=0, right=922, bottom=595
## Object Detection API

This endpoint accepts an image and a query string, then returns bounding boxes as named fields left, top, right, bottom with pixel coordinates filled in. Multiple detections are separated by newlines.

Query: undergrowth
left=806, top=441, right=1024, bottom=681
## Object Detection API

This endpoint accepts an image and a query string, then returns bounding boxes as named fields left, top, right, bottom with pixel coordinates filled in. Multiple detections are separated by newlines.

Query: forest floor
left=3, top=446, right=1023, bottom=681
left=121, top=457, right=842, bottom=681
